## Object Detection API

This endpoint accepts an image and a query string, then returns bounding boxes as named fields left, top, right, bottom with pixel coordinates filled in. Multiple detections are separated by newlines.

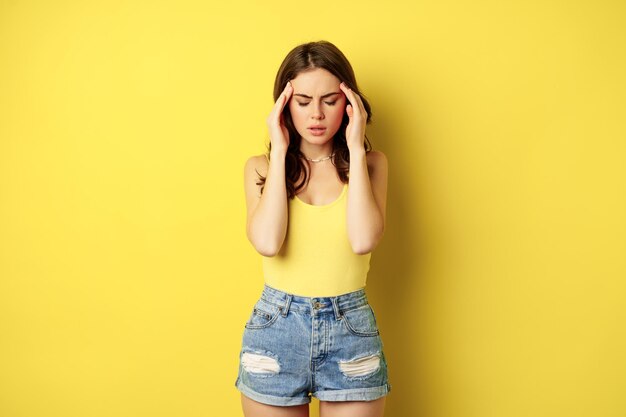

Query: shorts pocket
left=244, top=298, right=282, bottom=329
left=341, top=304, right=380, bottom=337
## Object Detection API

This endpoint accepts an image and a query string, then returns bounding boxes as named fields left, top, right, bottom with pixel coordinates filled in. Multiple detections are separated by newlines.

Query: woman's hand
left=339, top=82, right=367, bottom=152
left=266, top=81, right=293, bottom=155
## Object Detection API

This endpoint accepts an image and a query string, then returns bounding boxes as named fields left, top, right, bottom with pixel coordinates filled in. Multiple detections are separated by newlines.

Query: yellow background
left=1, top=1, right=625, bottom=416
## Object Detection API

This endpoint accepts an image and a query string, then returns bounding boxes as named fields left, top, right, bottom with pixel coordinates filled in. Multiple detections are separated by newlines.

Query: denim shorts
left=234, top=283, right=391, bottom=406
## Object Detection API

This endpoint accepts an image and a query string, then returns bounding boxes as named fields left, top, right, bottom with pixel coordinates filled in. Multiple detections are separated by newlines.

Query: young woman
left=235, top=40, right=391, bottom=417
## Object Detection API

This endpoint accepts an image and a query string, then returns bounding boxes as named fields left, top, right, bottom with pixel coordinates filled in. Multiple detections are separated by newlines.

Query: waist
left=259, top=283, right=369, bottom=315
left=262, top=252, right=370, bottom=297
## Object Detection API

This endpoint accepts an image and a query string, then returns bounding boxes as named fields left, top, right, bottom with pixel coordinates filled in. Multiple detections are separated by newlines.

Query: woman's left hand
left=339, top=82, right=367, bottom=152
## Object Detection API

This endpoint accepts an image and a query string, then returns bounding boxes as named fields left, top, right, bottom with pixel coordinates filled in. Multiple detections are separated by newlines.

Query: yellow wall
left=1, top=1, right=625, bottom=416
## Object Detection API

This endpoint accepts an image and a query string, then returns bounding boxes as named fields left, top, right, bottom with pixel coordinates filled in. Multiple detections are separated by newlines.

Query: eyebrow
left=294, top=92, right=341, bottom=99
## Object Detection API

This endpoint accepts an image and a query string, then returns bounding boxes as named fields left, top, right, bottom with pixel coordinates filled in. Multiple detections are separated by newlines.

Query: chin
left=301, top=136, right=334, bottom=146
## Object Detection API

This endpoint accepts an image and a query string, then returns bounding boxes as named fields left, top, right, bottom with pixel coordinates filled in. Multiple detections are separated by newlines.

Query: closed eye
left=297, top=101, right=337, bottom=107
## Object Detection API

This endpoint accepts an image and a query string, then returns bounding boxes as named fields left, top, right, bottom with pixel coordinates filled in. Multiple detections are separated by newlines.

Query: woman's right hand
left=266, top=81, right=293, bottom=154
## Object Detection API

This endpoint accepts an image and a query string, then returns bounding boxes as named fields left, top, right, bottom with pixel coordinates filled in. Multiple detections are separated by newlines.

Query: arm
left=244, top=150, right=289, bottom=257
left=244, top=80, right=293, bottom=257
left=346, top=149, right=388, bottom=254
left=338, top=81, right=388, bottom=254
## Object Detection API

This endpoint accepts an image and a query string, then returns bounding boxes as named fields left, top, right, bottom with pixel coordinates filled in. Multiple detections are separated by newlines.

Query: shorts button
left=313, top=301, right=323, bottom=309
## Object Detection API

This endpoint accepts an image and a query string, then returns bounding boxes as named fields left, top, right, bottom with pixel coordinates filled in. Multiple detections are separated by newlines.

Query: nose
left=311, top=102, right=324, bottom=120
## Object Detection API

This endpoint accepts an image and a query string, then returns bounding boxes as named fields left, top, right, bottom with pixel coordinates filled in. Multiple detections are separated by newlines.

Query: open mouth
left=308, top=127, right=327, bottom=135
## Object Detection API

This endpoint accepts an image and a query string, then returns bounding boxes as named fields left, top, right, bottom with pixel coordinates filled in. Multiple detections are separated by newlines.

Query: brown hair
left=257, top=40, right=373, bottom=198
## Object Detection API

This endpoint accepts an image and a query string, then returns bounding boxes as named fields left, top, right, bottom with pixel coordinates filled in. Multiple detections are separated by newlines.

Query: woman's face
left=287, top=68, right=346, bottom=146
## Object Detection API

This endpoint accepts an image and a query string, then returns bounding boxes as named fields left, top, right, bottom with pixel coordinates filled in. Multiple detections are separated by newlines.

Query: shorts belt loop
left=331, top=296, right=342, bottom=321
left=281, top=294, right=292, bottom=317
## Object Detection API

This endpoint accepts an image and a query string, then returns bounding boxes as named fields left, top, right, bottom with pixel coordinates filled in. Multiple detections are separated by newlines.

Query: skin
left=242, top=67, right=388, bottom=416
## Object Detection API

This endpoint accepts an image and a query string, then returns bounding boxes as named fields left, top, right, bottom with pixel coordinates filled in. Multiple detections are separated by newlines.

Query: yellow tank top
left=262, top=183, right=371, bottom=297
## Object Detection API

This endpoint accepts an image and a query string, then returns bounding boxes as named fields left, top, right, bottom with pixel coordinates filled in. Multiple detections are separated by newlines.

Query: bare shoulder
left=244, top=153, right=269, bottom=178
left=243, top=153, right=269, bottom=203
left=366, top=150, right=388, bottom=173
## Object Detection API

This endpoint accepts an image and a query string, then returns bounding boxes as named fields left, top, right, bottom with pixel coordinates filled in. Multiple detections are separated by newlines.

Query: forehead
left=290, top=68, right=340, bottom=93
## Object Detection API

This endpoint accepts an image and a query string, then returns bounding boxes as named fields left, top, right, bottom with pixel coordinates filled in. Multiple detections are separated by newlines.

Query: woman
left=235, top=40, right=391, bottom=417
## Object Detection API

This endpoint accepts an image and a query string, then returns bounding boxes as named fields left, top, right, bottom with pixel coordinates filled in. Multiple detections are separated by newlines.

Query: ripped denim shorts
left=235, top=283, right=391, bottom=406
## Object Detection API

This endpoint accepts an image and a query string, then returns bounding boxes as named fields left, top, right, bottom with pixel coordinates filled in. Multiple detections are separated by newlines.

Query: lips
left=308, top=126, right=327, bottom=136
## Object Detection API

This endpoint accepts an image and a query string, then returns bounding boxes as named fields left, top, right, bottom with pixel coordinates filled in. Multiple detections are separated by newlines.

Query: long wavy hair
left=257, top=40, right=373, bottom=198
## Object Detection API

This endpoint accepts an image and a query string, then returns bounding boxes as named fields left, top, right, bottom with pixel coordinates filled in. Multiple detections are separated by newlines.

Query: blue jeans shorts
left=235, top=284, right=391, bottom=406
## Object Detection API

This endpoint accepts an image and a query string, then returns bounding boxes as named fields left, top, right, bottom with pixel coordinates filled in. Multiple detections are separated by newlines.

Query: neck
left=299, top=142, right=334, bottom=160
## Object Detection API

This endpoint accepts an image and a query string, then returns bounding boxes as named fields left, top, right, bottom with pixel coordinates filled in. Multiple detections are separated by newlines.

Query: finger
left=340, top=83, right=362, bottom=118
left=356, top=93, right=366, bottom=115
left=340, top=82, right=358, bottom=108
left=347, top=83, right=369, bottom=118
left=339, top=82, right=351, bottom=102
left=270, top=82, right=292, bottom=120
left=282, top=81, right=293, bottom=106
left=274, top=82, right=291, bottom=106
left=342, top=82, right=366, bottom=115
left=278, top=81, right=293, bottom=112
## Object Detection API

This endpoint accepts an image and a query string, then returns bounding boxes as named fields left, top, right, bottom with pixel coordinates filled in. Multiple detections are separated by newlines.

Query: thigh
left=241, top=393, right=310, bottom=417
left=312, top=303, right=391, bottom=402
left=319, top=396, right=386, bottom=417
left=235, top=297, right=312, bottom=405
